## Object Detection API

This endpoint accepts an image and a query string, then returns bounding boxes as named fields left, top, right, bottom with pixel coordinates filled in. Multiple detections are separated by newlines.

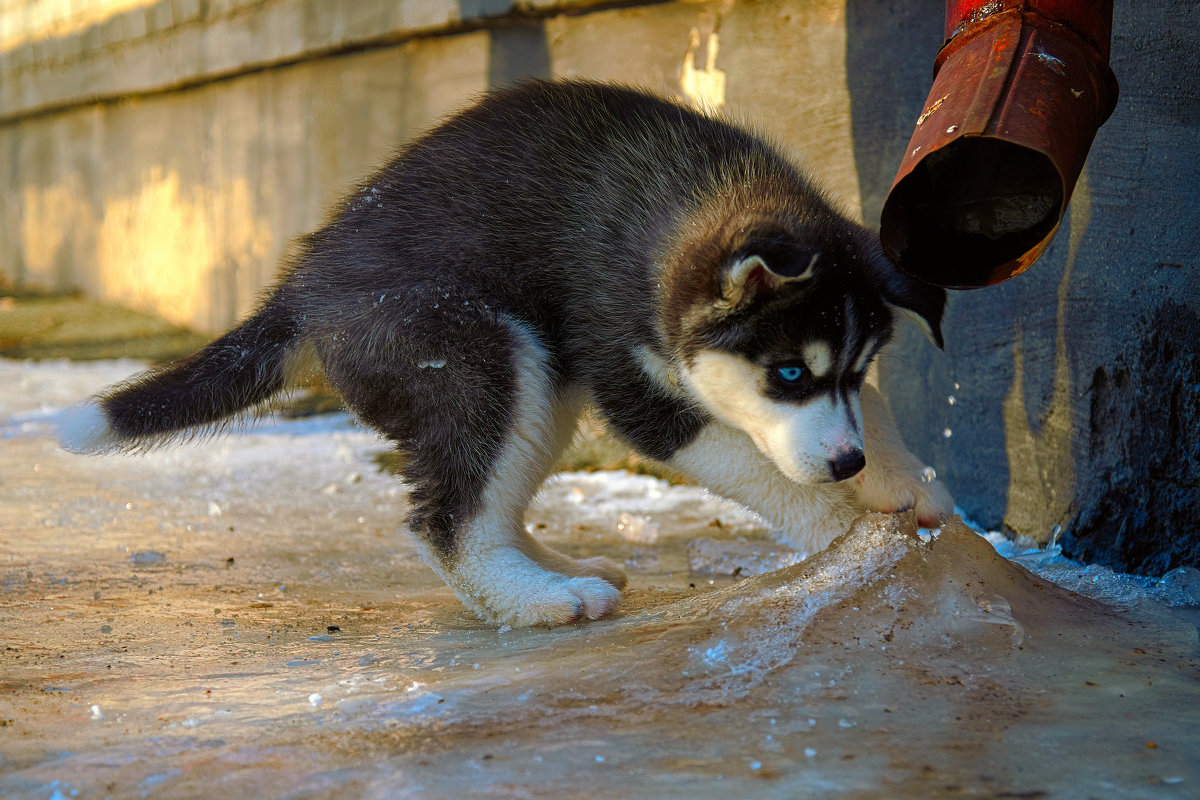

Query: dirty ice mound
left=341, top=512, right=1200, bottom=797
left=429, top=512, right=1117, bottom=706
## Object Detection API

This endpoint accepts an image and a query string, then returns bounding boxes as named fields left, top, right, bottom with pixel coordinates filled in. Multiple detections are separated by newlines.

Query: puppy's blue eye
left=777, top=366, right=805, bottom=383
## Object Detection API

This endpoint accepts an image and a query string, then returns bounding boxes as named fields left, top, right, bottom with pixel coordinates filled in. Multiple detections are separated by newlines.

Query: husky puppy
left=59, top=81, right=953, bottom=627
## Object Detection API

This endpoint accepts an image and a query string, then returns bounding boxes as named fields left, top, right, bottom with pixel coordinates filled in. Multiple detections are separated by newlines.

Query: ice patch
left=956, top=508, right=1200, bottom=608
left=616, top=512, right=659, bottom=544
left=379, top=691, right=445, bottom=717
left=535, top=470, right=762, bottom=530
left=140, top=771, right=182, bottom=790
left=687, top=538, right=804, bottom=576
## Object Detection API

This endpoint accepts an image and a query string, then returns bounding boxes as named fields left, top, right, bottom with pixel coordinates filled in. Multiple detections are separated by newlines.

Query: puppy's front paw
left=854, top=463, right=954, bottom=528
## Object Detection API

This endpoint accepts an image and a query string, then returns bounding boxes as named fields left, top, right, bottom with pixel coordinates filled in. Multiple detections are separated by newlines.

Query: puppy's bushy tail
left=57, top=298, right=304, bottom=454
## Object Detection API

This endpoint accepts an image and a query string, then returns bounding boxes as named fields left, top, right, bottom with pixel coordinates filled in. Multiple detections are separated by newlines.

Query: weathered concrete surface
left=3, top=360, right=1200, bottom=799
left=1, top=0, right=865, bottom=333
left=0, top=28, right=494, bottom=332
left=0, top=0, right=607, bottom=120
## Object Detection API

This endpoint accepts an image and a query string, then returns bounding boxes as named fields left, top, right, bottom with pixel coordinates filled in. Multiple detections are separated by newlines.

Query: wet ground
left=2, top=359, right=1199, bottom=799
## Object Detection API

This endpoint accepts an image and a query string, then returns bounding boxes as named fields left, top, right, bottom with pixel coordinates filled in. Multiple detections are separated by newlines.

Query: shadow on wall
left=484, top=15, right=553, bottom=87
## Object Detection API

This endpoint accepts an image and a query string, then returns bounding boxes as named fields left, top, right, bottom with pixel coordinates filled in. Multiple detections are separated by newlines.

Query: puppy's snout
left=829, top=449, right=866, bottom=482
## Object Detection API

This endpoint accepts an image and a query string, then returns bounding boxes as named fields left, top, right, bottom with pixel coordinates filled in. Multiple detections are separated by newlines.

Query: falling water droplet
left=1049, top=524, right=1063, bottom=548
left=947, top=395, right=957, bottom=406
left=921, top=466, right=937, bottom=484
left=943, top=428, right=953, bottom=438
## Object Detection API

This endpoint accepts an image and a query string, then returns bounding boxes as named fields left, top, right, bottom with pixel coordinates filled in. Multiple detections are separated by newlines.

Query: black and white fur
left=58, top=81, right=953, bottom=627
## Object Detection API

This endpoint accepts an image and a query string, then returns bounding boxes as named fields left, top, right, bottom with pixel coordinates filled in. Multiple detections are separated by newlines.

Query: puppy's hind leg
left=442, top=320, right=625, bottom=624
left=363, top=315, right=624, bottom=627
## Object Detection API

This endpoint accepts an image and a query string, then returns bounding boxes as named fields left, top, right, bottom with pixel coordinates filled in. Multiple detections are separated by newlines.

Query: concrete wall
left=2, top=0, right=1197, bottom=573
left=1, top=0, right=870, bottom=332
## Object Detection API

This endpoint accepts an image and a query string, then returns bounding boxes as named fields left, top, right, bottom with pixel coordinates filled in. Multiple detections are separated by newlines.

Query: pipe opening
left=882, top=137, right=1063, bottom=288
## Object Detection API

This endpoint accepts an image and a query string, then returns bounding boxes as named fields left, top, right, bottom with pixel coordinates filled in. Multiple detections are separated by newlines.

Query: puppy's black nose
left=830, top=449, right=866, bottom=481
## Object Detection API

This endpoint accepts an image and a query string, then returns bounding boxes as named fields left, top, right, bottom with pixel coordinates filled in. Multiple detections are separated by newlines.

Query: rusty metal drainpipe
left=880, top=0, right=1119, bottom=289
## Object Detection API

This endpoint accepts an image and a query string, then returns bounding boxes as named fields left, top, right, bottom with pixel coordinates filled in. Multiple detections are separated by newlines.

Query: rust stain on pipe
left=880, top=1, right=1118, bottom=289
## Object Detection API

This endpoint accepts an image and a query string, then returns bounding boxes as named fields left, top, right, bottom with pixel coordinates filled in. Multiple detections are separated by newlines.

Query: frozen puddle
left=2, top=358, right=1198, bottom=798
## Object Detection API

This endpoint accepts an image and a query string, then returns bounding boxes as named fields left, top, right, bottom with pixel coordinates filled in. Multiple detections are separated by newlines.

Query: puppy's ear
left=721, top=248, right=820, bottom=308
left=865, top=251, right=946, bottom=349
